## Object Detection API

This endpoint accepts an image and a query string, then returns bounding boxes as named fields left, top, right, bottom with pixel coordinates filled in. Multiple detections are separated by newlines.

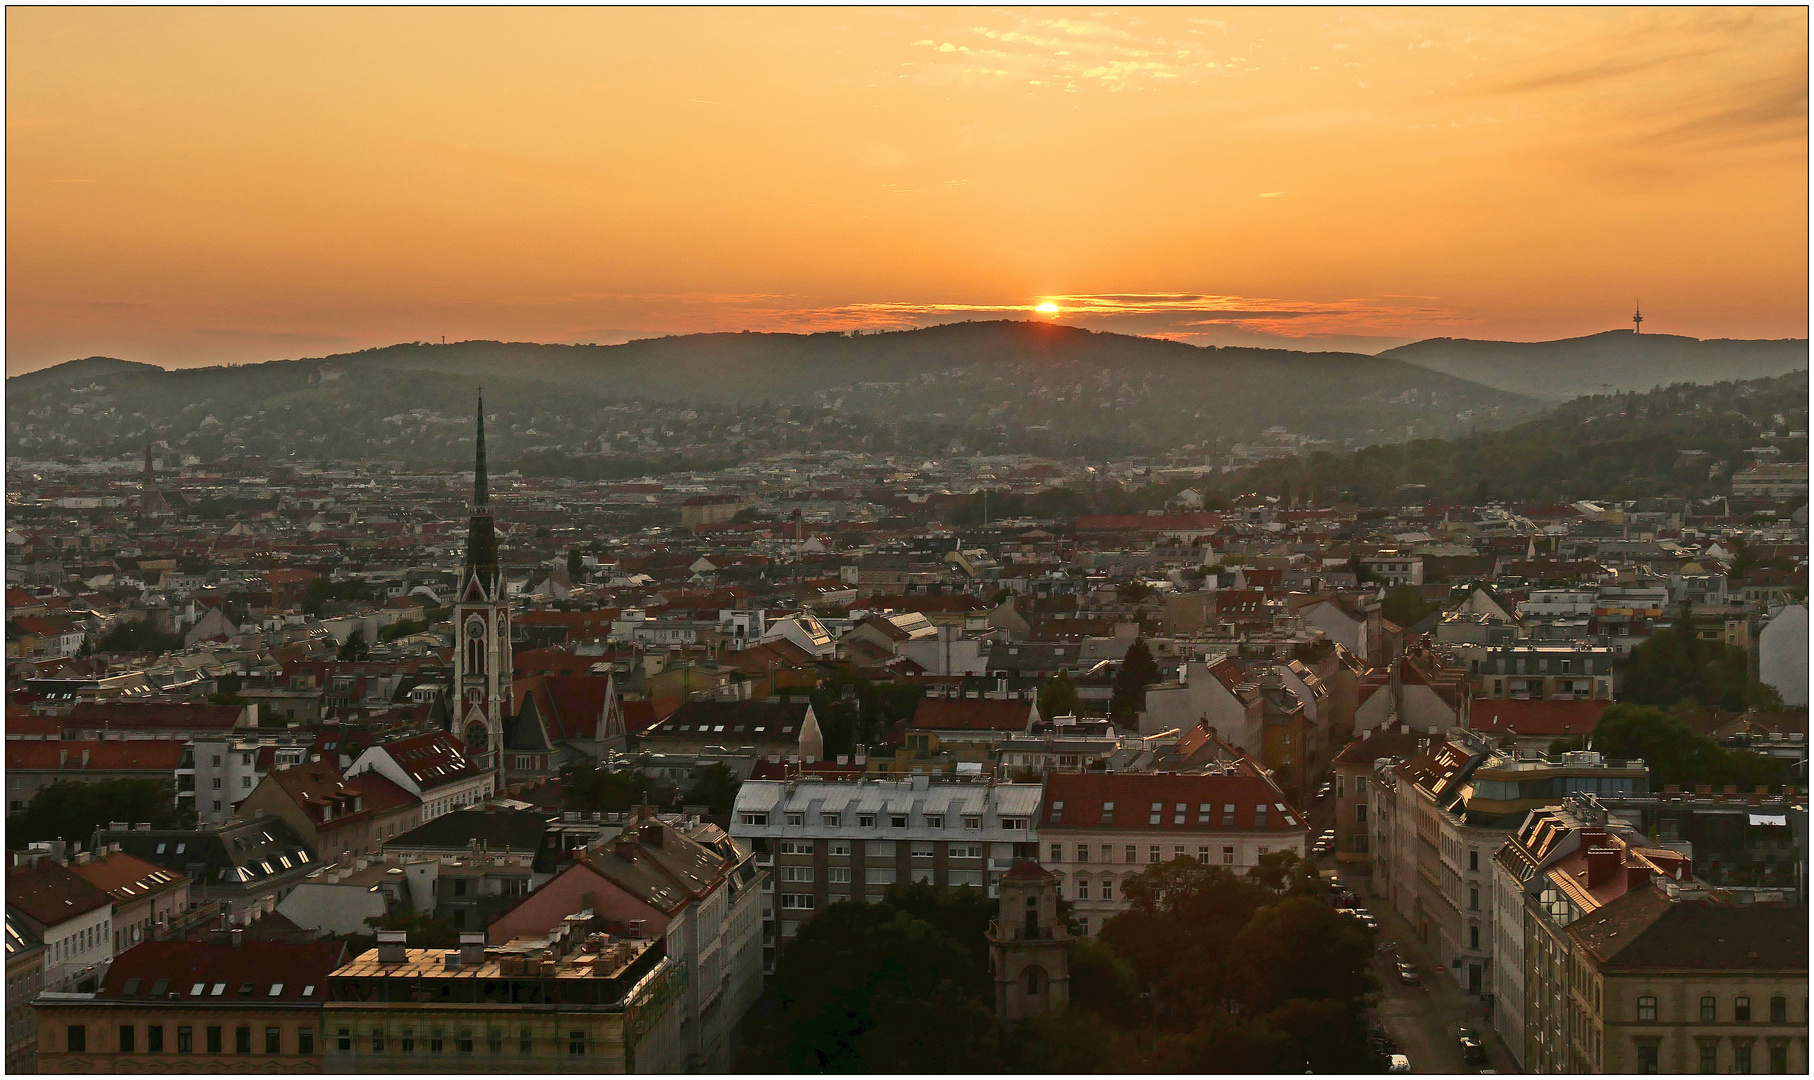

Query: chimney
left=1626, top=863, right=1651, bottom=890
left=460, top=932, right=486, bottom=966
left=376, top=929, right=408, bottom=964
left=230, top=928, right=244, bottom=950
left=1584, top=844, right=1620, bottom=889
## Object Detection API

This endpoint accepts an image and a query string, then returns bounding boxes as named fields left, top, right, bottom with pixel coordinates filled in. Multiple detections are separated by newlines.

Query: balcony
left=988, top=919, right=1057, bottom=942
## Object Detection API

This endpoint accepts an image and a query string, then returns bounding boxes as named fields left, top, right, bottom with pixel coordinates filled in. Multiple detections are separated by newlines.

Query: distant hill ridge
left=1380, top=329, right=1807, bottom=401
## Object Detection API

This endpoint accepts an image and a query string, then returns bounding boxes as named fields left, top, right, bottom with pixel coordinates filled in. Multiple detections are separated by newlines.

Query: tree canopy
left=1037, top=670, right=1080, bottom=719
left=10, top=778, right=190, bottom=845
left=1111, top=637, right=1161, bottom=719
left=96, top=619, right=183, bottom=655
left=1559, top=703, right=1793, bottom=790
left=1618, top=618, right=1782, bottom=714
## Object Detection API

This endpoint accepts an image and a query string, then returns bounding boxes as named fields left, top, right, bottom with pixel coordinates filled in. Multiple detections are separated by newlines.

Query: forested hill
left=1214, top=372, right=1809, bottom=506
left=7, top=322, right=1539, bottom=464
left=1382, top=330, right=1807, bottom=402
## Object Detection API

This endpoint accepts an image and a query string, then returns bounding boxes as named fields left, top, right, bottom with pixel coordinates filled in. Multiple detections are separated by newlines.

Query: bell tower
left=452, top=391, right=510, bottom=790
left=987, top=860, right=1070, bottom=1022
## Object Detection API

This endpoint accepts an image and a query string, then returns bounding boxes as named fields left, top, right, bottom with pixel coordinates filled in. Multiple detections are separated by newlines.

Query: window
left=821, top=813, right=840, bottom=827
left=828, top=867, right=852, bottom=884
left=370, top=1028, right=384, bottom=1053
left=1701, top=1043, right=1719, bottom=1073
left=779, top=894, right=815, bottom=910
left=866, top=867, right=896, bottom=885
left=950, top=843, right=983, bottom=859
left=66, top=1025, right=86, bottom=1053
left=1470, top=925, right=1480, bottom=950
left=297, top=1028, right=313, bottom=1056
left=858, top=814, right=877, bottom=828
left=780, top=866, right=812, bottom=882
left=1125, top=845, right=1137, bottom=863
left=740, top=813, right=768, bottom=826
left=205, top=1026, right=222, bottom=1054
left=1149, top=801, right=1162, bottom=825
left=1638, top=996, right=1658, bottom=1022
left=890, top=814, right=908, bottom=829
left=1077, top=879, right=1089, bottom=900
left=1076, top=844, right=1089, bottom=863
left=1733, top=1042, right=1751, bottom=1073
left=1254, top=804, right=1268, bottom=827
left=1196, top=802, right=1212, bottom=825
left=1172, top=802, right=1186, bottom=825
left=236, top=1026, right=252, bottom=1054
left=1770, top=995, right=1787, bottom=1023
left=1148, top=845, right=1160, bottom=864
left=1001, top=817, right=1028, bottom=830
left=1197, top=846, right=1209, bottom=863
left=828, top=841, right=851, bottom=856
left=178, top=1027, right=195, bottom=1053
left=786, top=812, right=804, bottom=827
left=1469, top=887, right=1479, bottom=910
left=1702, top=996, right=1717, bottom=1021
left=334, top=1028, right=348, bottom=1053
left=911, top=842, right=934, bottom=859
left=1638, top=1043, right=1660, bottom=1073
left=925, top=814, right=944, bottom=829
left=1050, top=843, right=1064, bottom=863
left=869, top=840, right=896, bottom=857
left=430, top=1031, right=444, bottom=1054
left=1769, top=1043, right=1787, bottom=1073
left=488, top=1030, right=503, bottom=1054
left=459, top=1031, right=474, bottom=1054
left=1356, top=775, right=1367, bottom=793
left=778, top=841, right=812, bottom=855
left=1736, top=996, right=1752, bottom=1023
left=1257, top=846, right=1268, bottom=859
left=1469, top=849, right=1479, bottom=872
left=962, top=815, right=981, bottom=830
left=212, top=777, right=222, bottom=789
left=1356, top=804, right=1368, bottom=823
left=569, top=1031, right=587, bottom=1056
left=1100, top=879, right=1114, bottom=900
left=1221, top=803, right=1236, bottom=826
left=1102, top=801, right=1116, bottom=825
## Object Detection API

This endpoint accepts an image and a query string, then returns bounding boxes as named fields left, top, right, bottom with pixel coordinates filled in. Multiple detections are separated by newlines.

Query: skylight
left=269, top=983, right=284, bottom=996
left=190, top=983, right=206, bottom=997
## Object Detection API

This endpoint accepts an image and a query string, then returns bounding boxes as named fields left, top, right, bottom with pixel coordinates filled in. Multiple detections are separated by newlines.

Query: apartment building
left=1386, top=736, right=1650, bottom=998
left=731, top=776, right=1042, bottom=970
left=1038, top=767, right=1309, bottom=935
left=32, top=939, right=344, bottom=1074
left=322, top=924, right=683, bottom=1073
left=1449, top=643, right=1619, bottom=702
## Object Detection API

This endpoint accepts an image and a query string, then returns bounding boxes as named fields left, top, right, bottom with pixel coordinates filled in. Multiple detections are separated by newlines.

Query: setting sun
left=1035, top=303, right=1060, bottom=315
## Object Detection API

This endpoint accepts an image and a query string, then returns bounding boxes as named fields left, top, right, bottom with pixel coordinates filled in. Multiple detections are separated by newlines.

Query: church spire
left=462, top=391, right=500, bottom=592
left=473, top=387, right=489, bottom=508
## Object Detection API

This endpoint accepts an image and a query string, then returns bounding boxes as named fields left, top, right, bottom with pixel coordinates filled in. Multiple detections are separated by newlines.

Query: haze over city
left=6, top=5, right=1808, bottom=373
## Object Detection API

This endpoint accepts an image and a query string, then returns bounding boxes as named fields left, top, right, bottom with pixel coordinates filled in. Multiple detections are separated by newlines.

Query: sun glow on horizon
left=1034, top=302, right=1060, bottom=315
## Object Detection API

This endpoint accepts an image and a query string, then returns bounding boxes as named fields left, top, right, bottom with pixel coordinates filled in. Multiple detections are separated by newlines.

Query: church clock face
left=466, top=618, right=486, bottom=639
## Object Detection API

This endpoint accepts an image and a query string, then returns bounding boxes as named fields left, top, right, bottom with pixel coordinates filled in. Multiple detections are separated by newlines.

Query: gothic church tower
left=453, top=392, right=511, bottom=790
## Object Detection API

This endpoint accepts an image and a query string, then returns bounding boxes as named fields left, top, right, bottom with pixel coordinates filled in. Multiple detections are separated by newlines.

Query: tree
left=735, top=897, right=1008, bottom=1073
left=10, top=778, right=189, bottom=845
left=682, top=763, right=740, bottom=817
left=1067, top=934, right=1144, bottom=1027
left=1111, top=637, right=1161, bottom=719
left=378, top=618, right=427, bottom=643
left=1381, top=584, right=1440, bottom=629
left=1571, top=703, right=1792, bottom=790
left=1619, top=618, right=1777, bottom=713
left=96, top=620, right=183, bottom=655
left=566, top=548, right=585, bottom=580
left=1037, top=670, right=1080, bottom=718
left=337, top=629, right=370, bottom=663
left=560, top=765, right=669, bottom=813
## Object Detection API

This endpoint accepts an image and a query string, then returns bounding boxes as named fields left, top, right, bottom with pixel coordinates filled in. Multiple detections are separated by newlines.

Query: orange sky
left=7, top=6, right=1807, bottom=372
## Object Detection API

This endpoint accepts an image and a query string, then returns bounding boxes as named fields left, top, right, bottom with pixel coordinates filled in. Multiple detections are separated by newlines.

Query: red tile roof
left=1039, top=772, right=1305, bottom=832
left=371, top=731, right=481, bottom=791
left=66, top=701, right=244, bottom=732
left=909, top=697, right=1034, bottom=733
left=7, top=861, right=113, bottom=926
left=66, top=851, right=186, bottom=903
left=1075, top=513, right=1222, bottom=532
left=1470, top=699, right=1611, bottom=737
left=7, top=739, right=186, bottom=772
left=97, top=939, right=345, bottom=1002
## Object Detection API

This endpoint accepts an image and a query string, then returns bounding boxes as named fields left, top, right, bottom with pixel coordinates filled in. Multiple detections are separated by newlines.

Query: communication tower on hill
left=1632, top=301, right=1643, bottom=334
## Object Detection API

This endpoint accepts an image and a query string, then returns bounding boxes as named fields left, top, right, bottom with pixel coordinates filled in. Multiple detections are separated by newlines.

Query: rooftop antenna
left=1632, top=301, right=1643, bottom=335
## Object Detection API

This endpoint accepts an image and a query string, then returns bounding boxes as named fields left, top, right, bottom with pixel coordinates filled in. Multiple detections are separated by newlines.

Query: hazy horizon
left=8, top=7, right=1808, bottom=374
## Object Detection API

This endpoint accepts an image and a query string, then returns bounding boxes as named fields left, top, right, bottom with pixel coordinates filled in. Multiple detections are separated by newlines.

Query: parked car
left=1458, top=1027, right=1486, bottom=1063
left=1312, top=841, right=1334, bottom=857
left=1397, top=963, right=1421, bottom=985
left=1316, top=782, right=1333, bottom=800
left=1388, top=1054, right=1411, bottom=1073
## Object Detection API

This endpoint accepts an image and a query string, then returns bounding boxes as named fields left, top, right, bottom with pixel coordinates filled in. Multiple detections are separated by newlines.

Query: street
left=1304, top=792, right=1519, bottom=1074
